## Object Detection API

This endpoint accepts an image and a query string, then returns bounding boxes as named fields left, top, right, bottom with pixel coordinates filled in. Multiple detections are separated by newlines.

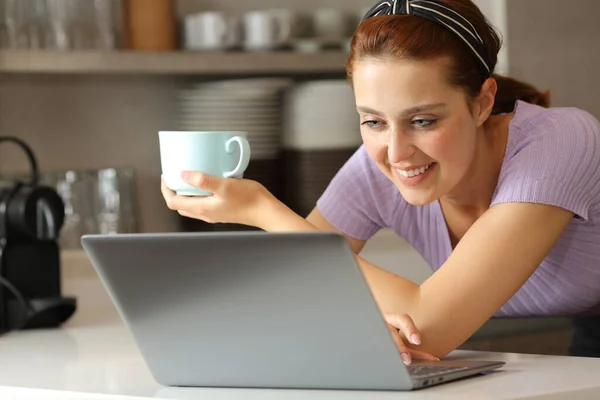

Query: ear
left=474, top=78, right=497, bottom=127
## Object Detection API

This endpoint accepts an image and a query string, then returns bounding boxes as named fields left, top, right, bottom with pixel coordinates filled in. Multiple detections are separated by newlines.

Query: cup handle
left=223, top=136, right=251, bottom=178
left=274, top=17, right=292, bottom=46
left=217, top=17, right=229, bottom=46
left=225, top=16, right=240, bottom=47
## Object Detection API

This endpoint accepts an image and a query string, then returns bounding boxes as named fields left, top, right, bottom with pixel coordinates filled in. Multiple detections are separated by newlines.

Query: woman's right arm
left=304, top=206, right=420, bottom=318
left=305, top=207, right=367, bottom=254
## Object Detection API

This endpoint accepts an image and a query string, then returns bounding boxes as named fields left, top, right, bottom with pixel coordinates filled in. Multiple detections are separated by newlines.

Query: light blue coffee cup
left=159, top=131, right=251, bottom=196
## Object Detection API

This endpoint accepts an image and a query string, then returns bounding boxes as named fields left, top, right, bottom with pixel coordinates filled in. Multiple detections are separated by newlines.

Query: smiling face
left=353, top=57, right=488, bottom=206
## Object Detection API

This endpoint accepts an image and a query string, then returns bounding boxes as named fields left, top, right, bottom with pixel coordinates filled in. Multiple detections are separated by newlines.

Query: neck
left=440, top=114, right=512, bottom=217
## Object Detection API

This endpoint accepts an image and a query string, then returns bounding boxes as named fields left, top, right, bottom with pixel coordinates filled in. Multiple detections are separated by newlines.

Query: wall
left=0, top=74, right=181, bottom=233
left=472, top=0, right=508, bottom=75
left=176, top=0, right=373, bottom=16
left=506, top=0, right=600, bottom=117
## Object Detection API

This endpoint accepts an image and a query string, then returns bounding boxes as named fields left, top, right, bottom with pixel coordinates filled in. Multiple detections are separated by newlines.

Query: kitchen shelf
left=0, top=50, right=349, bottom=75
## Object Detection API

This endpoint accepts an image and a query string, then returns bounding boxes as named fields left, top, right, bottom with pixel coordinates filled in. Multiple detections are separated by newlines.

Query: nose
left=388, top=130, right=414, bottom=164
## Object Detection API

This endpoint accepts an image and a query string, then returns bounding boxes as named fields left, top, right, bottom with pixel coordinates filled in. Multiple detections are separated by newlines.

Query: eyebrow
left=357, top=103, right=448, bottom=117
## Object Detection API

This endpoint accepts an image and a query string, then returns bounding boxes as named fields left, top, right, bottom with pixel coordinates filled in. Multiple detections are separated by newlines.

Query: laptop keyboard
left=407, top=365, right=468, bottom=379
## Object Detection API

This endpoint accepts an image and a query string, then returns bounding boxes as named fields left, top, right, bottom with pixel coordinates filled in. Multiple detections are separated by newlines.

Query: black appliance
left=0, top=136, right=76, bottom=334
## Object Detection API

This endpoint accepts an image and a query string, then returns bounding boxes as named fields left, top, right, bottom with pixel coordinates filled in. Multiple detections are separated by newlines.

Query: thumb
left=181, top=171, right=222, bottom=192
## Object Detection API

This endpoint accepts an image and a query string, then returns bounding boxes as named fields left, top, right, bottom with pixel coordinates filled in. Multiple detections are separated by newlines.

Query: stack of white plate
left=282, top=79, right=361, bottom=151
left=176, top=78, right=293, bottom=160
left=176, top=78, right=292, bottom=232
left=282, top=80, right=363, bottom=217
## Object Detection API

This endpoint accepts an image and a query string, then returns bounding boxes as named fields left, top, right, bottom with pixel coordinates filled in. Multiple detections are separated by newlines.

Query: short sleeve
left=492, top=108, right=600, bottom=221
left=316, top=145, right=399, bottom=240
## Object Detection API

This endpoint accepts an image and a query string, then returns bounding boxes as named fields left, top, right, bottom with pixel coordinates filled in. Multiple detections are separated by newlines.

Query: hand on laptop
left=161, top=172, right=276, bottom=227
left=385, top=314, right=440, bottom=365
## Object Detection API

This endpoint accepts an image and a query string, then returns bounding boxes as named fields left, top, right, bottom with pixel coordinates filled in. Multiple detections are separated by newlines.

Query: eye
left=412, top=119, right=437, bottom=128
left=361, top=120, right=382, bottom=129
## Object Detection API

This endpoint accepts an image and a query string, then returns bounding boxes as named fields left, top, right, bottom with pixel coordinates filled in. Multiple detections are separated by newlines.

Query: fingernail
left=410, top=334, right=421, bottom=345
left=401, top=352, right=412, bottom=365
left=181, top=171, right=191, bottom=182
left=434, top=357, right=440, bottom=361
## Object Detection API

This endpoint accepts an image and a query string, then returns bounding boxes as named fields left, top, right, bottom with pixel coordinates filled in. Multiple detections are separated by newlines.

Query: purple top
left=317, top=100, right=600, bottom=317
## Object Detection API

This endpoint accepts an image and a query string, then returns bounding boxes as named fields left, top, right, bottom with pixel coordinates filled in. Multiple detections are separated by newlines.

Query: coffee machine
left=0, top=136, right=76, bottom=334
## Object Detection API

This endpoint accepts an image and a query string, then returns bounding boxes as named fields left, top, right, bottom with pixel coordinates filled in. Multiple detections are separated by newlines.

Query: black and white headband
left=361, top=0, right=491, bottom=80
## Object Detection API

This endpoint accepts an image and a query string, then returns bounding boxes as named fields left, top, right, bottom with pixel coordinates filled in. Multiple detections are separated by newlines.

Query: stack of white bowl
left=176, top=78, right=292, bottom=231
left=282, top=80, right=363, bottom=217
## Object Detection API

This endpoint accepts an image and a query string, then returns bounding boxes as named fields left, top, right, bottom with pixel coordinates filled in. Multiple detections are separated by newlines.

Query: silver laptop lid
left=81, top=231, right=413, bottom=390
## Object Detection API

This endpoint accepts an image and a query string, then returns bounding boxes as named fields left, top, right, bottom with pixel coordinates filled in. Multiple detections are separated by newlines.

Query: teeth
left=397, top=163, right=433, bottom=178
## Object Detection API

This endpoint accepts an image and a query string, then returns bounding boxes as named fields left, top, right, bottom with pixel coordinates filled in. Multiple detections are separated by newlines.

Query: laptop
left=81, top=231, right=504, bottom=391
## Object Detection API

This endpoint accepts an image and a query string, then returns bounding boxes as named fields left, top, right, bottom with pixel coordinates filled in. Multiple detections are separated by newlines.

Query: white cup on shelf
left=184, top=11, right=241, bottom=51
left=243, top=10, right=293, bottom=51
left=268, top=9, right=299, bottom=45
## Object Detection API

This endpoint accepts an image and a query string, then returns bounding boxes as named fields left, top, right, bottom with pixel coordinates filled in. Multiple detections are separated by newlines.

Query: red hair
left=347, top=0, right=550, bottom=114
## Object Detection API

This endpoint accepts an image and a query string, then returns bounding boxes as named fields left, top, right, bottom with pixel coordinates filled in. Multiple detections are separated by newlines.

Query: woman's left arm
left=407, top=202, right=573, bottom=357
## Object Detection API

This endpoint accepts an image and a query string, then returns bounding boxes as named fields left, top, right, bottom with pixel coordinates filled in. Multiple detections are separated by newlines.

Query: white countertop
left=0, top=261, right=599, bottom=399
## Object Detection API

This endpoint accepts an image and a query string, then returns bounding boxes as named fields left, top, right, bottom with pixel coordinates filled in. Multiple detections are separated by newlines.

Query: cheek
left=418, top=133, right=446, bottom=160
left=433, top=126, right=476, bottom=171
left=361, top=132, right=388, bottom=165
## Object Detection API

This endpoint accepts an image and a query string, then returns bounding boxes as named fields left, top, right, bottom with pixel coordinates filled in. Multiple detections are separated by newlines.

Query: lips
left=392, top=162, right=437, bottom=187
left=396, top=162, right=436, bottom=178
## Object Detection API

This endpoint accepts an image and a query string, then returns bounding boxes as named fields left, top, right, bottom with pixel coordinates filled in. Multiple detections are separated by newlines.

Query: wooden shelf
left=0, top=50, right=349, bottom=75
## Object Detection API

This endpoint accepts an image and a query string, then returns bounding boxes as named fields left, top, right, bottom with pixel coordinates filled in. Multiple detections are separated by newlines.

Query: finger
left=161, top=179, right=177, bottom=207
left=166, top=194, right=212, bottom=217
left=177, top=209, right=194, bottom=219
left=385, top=314, right=421, bottom=346
left=161, top=177, right=175, bottom=197
left=387, top=324, right=412, bottom=365
left=182, top=171, right=223, bottom=193
left=409, top=349, right=440, bottom=362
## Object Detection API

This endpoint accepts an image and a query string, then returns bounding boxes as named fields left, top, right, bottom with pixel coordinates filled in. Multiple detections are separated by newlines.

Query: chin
left=402, top=194, right=437, bottom=207
left=395, top=185, right=438, bottom=207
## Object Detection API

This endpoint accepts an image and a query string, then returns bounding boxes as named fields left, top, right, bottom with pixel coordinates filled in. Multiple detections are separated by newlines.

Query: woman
left=162, top=0, right=600, bottom=364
